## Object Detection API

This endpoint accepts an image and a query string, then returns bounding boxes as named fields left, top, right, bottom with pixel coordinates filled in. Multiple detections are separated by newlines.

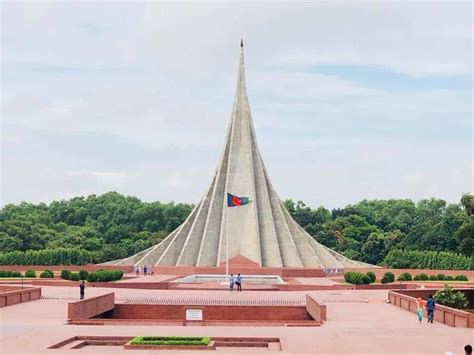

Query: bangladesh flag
left=227, top=193, right=250, bottom=207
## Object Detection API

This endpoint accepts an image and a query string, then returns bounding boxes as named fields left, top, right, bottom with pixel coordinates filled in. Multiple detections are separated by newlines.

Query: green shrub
left=428, top=275, right=438, bottom=281
left=382, top=272, right=395, bottom=283
left=40, top=271, right=53, bottom=278
left=130, top=336, right=210, bottom=346
left=454, top=275, right=468, bottom=281
left=437, top=274, right=445, bottom=280
left=366, top=271, right=376, bottom=283
left=0, top=270, right=14, bottom=277
left=87, top=272, right=98, bottom=282
left=397, top=272, right=412, bottom=281
left=434, top=285, right=469, bottom=309
left=11, top=271, right=22, bottom=277
left=70, top=273, right=80, bottom=281
left=381, top=276, right=390, bottom=284
left=61, top=269, right=71, bottom=280
left=419, top=273, right=429, bottom=281
left=25, top=270, right=36, bottom=278
left=445, top=275, right=454, bottom=281
left=79, top=270, right=89, bottom=280
left=413, top=274, right=421, bottom=281
left=44, top=269, right=54, bottom=278
left=95, top=269, right=123, bottom=282
left=344, top=271, right=371, bottom=285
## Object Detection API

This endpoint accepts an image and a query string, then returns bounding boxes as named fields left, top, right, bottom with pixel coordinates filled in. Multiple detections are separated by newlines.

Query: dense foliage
left=0, top=192, right=472, bottom=268
left=383, top=249, right=473, bottom=270
left=0, top=248, right=98, bottom=265
left=433, top=285, right=469, bottom=309
left=284, top=194, right=473, bottom=269
left=0, top=192, right=193, bottom=263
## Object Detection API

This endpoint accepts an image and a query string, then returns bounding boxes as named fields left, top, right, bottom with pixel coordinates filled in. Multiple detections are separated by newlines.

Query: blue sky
left=1, top=1, right=472, bottom=208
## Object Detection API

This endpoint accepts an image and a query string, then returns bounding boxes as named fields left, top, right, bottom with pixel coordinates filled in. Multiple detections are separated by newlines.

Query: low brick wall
left=67, top=293, right=115, bottom=319
left=111, top=304, right=311, bottom=322
left=388, top=290, right=473, bottom=328
left=0, top=286, right=41, bottom=307
left=305, top=294, right=327, bottom=322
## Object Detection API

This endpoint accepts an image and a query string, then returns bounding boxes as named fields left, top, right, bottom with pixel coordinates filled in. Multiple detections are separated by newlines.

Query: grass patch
left=130, top=336, right=210, bottom=346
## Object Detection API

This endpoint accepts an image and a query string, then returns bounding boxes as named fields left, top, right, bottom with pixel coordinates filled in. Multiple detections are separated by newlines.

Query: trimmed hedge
left=344, top=271, right=371, bottom=285
left=40, top=270, right=53, bottom=278
left=70, top=273, right=80, bottom=281
left=397, top=272, right=412, bottom=281
left=0, top=271, right=24, bottom=278
left=61, top=269, right=71, bottom=280
left=96, top=269, right=123, bottom=282
left=25, top=270, right=36, bottom=278
left=130, top=336, right=210, bottom=346
left=411, top=274, right=469, bottom=281
left=381, top=271, right=395, bottom=284
left=87, top=272, right=98, bottom=282
left=366, top=271, right=376, bottom=283
left=79, top=270, right=88, bottom=280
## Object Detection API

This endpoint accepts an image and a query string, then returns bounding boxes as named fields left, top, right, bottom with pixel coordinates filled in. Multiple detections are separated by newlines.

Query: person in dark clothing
left=465, top=344, right=472, bottom=355
left=426, top=295, right=436, bottom=323
left=79, top=281, right=85, bottom=300
left=236, top=273, right=242, bottom=292
left=144, top=265, right=147, bottom=276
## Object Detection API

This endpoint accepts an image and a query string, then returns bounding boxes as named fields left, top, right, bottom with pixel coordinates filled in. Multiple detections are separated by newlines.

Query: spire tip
left=240, top=39, right=243, bottom=48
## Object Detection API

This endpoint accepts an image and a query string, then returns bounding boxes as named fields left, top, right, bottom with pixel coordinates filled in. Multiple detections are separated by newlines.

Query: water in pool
left=173, top=274, right=285, bottom=285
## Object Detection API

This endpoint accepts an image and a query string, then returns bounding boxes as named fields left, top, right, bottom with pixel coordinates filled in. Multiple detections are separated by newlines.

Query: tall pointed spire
left=105, top=43, right=371, bottom=269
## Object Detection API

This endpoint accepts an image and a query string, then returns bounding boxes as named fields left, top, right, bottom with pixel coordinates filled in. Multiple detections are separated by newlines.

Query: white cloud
left=1, top=1, right=472, bottom=207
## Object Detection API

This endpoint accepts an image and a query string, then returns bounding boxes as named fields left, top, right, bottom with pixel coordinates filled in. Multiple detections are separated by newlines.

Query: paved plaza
left=1, top=281, right=472, bottom=354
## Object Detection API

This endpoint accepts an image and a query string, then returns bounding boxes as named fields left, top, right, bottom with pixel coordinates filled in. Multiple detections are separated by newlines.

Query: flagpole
left=225, top=206, right=229, bottom=282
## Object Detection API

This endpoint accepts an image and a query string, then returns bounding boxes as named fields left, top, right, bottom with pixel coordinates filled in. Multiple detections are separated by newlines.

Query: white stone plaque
left=185, top=309, right=203, bottom=321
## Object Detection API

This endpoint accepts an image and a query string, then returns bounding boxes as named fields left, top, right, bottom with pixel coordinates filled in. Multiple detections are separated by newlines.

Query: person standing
left=135, top=266, right=140, bottom=276
left=426, top=295, right=436, bottom=323
left=79, top=281, right=85, bottom=300
left=416, top=297, right=425, bottom=324
left=236, top=273, right=242, bottom=292
left=229, top=274, right=235, bottom=291
left=465, top=344, right=472, bottom=355
left=144, top=265, right=148, bottom=276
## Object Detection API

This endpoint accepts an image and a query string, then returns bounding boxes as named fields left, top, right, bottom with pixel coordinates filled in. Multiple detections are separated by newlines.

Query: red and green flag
left=227, top=193, right=250, bottom=207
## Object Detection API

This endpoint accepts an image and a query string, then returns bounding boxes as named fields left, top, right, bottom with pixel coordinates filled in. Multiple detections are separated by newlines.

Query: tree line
left=284, top=193, right=473, bottom=269
left=0, top=191, right=472, bottom=268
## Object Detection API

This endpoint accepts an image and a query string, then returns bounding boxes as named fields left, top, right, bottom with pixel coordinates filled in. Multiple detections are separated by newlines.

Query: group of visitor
left=135, top=265, right=154, bottom=276
left=416, top=295, right=436, bottom=324
left=228, top=273, right=242, bottom=291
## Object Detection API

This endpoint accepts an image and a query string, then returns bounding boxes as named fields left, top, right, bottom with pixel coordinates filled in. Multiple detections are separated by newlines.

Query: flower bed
left=125, top=336, right=214, bottom=350
left=130, top=336, right=210, bottom=346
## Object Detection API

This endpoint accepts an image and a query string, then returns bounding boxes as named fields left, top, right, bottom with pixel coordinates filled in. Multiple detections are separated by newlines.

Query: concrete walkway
left=1, top=286, right=472, bottom=354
